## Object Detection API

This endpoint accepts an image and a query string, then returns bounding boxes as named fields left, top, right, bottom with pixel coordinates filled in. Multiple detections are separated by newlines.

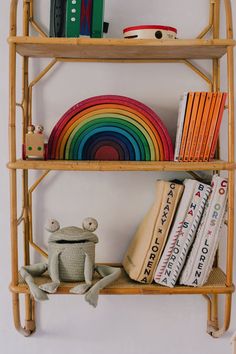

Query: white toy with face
left=35, top=125, right=44, bottom=134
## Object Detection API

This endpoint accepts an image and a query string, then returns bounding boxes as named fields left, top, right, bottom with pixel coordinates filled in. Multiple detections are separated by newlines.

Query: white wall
left=1, top=1, right=236, bottom=353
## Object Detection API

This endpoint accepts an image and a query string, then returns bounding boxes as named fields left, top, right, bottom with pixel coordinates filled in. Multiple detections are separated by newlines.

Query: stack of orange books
left=174, top=92, right=227, bottom=162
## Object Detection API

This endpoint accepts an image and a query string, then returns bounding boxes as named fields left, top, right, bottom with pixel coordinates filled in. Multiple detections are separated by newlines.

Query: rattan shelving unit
left=8, top=0, right=235, bottom=337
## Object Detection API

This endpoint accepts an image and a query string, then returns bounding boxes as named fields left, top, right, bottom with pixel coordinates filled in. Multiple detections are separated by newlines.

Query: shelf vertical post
left=226, top=45, right=235, bottom=286
left=9, top=0, right=18, bottom=289
left=22, top=0, right=31, bottom=268
left=224, top=0, right=235, bottom=287
left=22, top=0, right=36, bottom=332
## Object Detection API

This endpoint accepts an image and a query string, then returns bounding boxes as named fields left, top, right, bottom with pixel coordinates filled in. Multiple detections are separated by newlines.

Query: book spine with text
left=123, top=181, right=183, bottom=284
left=180, top=175, right=228, bottom=286
left=154, top=179, right=198, bottom=282
left=156, top=182, right=211, bottom=287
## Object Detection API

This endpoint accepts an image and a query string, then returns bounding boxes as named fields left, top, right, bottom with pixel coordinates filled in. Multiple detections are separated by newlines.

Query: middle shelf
left=7, top=159, right=236, bottom=172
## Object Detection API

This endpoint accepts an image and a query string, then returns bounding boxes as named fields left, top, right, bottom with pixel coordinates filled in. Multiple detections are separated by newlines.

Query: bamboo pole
left=23, top=0, right=35, bottom=332
left=10, top=1, right=18, bottom=37
left=9, top=40, right=18, bottom=286
left=23, top=0, right=30, bottom=267
left=197, top=0, right=214, bottom=39
left=28, top=171, right=49, bottom=259
left=225, top=37, right=235, bottom=286
left=28, top=59, right=57, bottom=125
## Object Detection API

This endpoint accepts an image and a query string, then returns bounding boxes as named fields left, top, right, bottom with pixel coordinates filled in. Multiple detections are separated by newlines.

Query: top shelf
left=8, top=37, right=236, bottom=61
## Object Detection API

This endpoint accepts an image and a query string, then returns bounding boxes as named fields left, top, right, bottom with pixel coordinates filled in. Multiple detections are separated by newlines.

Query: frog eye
left=28, top=146, right=32, bottom=151
left=37, top=146, right=42, bottom=151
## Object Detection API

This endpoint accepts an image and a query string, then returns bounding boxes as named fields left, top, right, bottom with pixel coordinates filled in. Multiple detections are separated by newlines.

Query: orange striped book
left=189, top=92, right=207, bottom=161
left=209, top=93, right=227, bottom=160
left=178, top=92, right=195, bottom=161
left=183, top=92, right=201, bottom=162
left=203, top=93, right=223, bottom=161
left=199, top=92, right=217, bottom=161
left=194, top=93, right=213, bottom=161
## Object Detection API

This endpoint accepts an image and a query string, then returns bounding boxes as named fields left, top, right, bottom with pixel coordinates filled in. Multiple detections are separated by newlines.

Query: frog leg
left=85, top=265, right=121, bottom=308
left=20, top=264, right=49, bottom=301
left=70, top=252, right=93, bottom=295
left=39, top=250, right=61, bottom=294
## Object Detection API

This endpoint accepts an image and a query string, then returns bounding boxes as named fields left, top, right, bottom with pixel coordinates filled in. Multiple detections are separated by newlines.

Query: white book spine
left=157, top=182, right=211, bottom=287
left=180, top=175, right=228, bottom=287
left=154, top=179, right=197, bottom=282
left=174, top=92, right=188, bottom=161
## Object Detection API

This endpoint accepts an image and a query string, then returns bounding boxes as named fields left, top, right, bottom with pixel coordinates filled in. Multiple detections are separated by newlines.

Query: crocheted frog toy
left=20, top=218, right=121, bottom=307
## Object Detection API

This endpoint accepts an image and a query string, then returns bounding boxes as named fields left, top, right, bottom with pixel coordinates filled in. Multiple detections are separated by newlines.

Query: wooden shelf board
left=7, top=159, right=236, bottom=172
left=8, top=37, right=236, bottom=60
left=10, top=267, right=234, bottom=295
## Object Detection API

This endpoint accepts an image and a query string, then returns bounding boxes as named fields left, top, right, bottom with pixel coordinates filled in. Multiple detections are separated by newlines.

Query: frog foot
left=39, top=281, right=60, bottom=294
left=70, top=284, right=91, bottom=295
left=84, top=288, right=99, bottom=308
left=28, top=283, right=49, bottom=301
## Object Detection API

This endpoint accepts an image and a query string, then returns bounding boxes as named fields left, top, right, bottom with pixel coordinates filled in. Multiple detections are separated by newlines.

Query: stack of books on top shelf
left=50, top=0, right=105, bottom=38
left=174, top=92, right=227, bottom=162
left=123, top=175, right=228, bottom=288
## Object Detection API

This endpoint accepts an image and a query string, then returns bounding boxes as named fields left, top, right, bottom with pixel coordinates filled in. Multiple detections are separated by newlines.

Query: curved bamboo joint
left=12, top=293, right=35, bottom=337
left=28, top=170, right=50, bottom=258
left=30, top=20, right=48, bottom=37
left=183, top=60, right=213, bottom=90
left=204, top=293, right=232, bottom=338
left=224, top=0, right=234, bottom=39
left=28, top=59, right=58, bottom=124
left=196, top=0, right=214, bottom=39
left=29, top=0, right=48, bottom=37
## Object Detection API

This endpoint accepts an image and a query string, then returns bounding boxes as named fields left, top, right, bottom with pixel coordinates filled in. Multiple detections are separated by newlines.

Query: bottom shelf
left=10, top=266, right=234, bottom=295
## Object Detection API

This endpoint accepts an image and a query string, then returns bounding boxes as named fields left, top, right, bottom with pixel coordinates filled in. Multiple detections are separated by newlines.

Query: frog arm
left=39, top=250, right=61, bottom=294
left=20, top=264, right=49, bottom=301
left=85, top=265, right=121, bottom=308
left=70, top=251, right=93, bottom=295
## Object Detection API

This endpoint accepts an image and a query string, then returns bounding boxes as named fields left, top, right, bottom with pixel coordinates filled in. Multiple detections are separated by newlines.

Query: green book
left=66, top=0, right=82, bottom=38
left=91, top=0, right=104, bottom=38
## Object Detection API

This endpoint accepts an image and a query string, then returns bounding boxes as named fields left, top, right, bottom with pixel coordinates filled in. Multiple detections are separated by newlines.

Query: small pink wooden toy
left=23, top=125, right=47, bottom=160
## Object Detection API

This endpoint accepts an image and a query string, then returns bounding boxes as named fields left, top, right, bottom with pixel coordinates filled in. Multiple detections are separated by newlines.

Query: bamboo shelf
left=8, top=0, right=235, bottom=339
left=8, top=37, right=236, bottom=60
left=11, top=267, right=234, bottom=296
left=7, top=159, right=236, bottom=172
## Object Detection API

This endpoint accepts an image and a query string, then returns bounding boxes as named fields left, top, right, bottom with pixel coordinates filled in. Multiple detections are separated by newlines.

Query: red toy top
left=123, top=25, right=177, bottom=33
